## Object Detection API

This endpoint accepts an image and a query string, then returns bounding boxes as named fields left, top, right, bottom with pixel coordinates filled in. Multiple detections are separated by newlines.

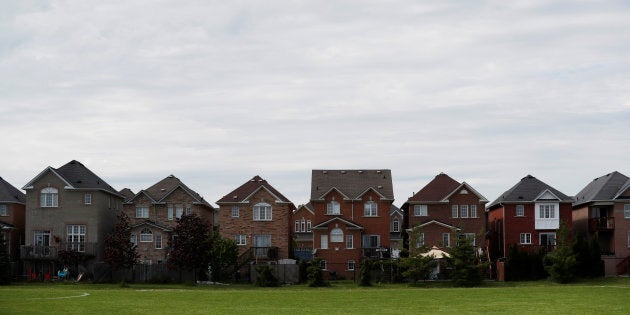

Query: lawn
left=1, top=278, right=629, bottom=314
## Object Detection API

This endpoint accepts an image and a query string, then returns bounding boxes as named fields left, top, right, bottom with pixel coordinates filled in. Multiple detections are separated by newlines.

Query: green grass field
left=1, top=278, right=629, bottom=314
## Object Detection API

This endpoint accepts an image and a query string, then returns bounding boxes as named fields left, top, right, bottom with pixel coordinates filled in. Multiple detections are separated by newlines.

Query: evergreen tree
left=448, top=233, right=484, bottom=287
left=359, top=259, right=372, bottom=286
left=399, top=254, right=436, bottom=283
left=544, top=221, right=576, bottom=283
left=255, top=265, right=279, bottom=287
left=104, top=212, right=139, bottom=282
left=168, top=214, right=212, bottom=282
left=207, top=231, right=238, bottom=282
left=307, top=258, right=329, bottom=287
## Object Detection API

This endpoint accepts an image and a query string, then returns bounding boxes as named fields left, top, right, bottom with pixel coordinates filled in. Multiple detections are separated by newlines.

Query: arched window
left=140, top=228, right=153, bottom=242
left=253, top=203, right=272, bottom=221
left=40, top=187, right=59, bottom=207
left=392, top=218, right=400, bottom=232
left=327, top=201, right=340, bottom=215
left=330, top=228, right=343, bottom=243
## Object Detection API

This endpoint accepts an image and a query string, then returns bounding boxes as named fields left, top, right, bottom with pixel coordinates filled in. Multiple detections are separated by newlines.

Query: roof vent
left=161, top=188, right=166, bottom=192
left=323, top=171, right=328, bottom=174
left=358, top=170, right=363, bottom=173
left=341, top=171, right=346, bottom=174
left=377, top=170, right=382, bottom=173
left=233, top=195, right=238, bottom=199
left=378, top=185, right=383, bottom=189
left=168, top=175, right=174, bottom=178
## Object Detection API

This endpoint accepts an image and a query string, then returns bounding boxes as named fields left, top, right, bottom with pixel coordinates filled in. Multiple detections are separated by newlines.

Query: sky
left=1, top=0, right=629, bottom=207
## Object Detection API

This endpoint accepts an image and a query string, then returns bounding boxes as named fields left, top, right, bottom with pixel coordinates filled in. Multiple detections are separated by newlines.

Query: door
left=253, top=234, right=271, bottom=257
left=34, top=230, right=51, bottom=256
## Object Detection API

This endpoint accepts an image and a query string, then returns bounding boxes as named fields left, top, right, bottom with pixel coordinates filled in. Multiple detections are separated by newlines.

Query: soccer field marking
left=29, top=292, right=90, bottom=300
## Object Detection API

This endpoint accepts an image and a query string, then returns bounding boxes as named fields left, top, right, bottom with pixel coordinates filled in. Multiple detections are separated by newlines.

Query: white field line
left=29, top=292, right=90, bottom=300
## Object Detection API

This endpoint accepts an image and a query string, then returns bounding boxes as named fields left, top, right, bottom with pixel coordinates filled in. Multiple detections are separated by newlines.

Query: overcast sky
left=1, top=0, right=629, bottom=207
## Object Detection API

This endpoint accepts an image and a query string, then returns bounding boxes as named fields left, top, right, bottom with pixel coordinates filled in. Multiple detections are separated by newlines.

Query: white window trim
left=84, top=193, right=92, bottom=205
left=442, top=233, right=450, bottom=247
left=136, top=207, right=149, bottom=218
left=330, top=228, right=343, bottom=243
left=471, top=205, right=478, bottom=218
left=155, top=234, right=162, bottom=249
left=231, top=206, right=239, bottom=218
left=539, top=232, right=557, bottom=246
left=516, top=205, right=525, bottom=217
left=624, top=204, right=630, bottom=219
left=306, top=220, right=312, bottom=232
left=40, top=187, right=59, bottom=208
left=168, top=206, right=174, bottom=220
left=461, top=205, right=469, bottom=218
left=236, top=234, right=247, bottom=246
left=452, top=205, right=458, bottom=218
left=364, top=201, right=378, bottom=217
left=321, top=235, right=328, bottom=249
left=294, top=220, right=300, bottom=233
left=346, top=234, right=353, bottom=249
left=327, top=201, right=340, bottom=215
left=253, top=203, right=272, bottom=221
left=520, top=233, right=532, bottom=244
left=414, top=205, right=427, bottom=217
left=347, top=260, right=355, bottom=271
left=0, top=205, right=7, bottom=217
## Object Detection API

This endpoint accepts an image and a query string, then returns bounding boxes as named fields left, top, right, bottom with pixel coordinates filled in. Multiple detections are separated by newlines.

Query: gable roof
left=294, top=202, right=315, bottom=215
left=613, top=178, right=630, bottom=200
left=0, top=177, right=26, bottom=204
left=407, top=173, right=461, bottom=202
left=217, top=176, right=295, bottom=209
left=128, top=175, right=213, bottom=208
left=310, top=170, right=394, bottom=201
left=130, top=220, right=173, bottom=232
left=574, top=171, right=630, bottom=207
left=311, top=216, right=364, bottom=230
left=119, top=188, right=135, bottom=202
left=406, top=219, right=461, bottom=232
left=487, top=175, right=573, bottom=209
left=22, top=160, right=122, bottom=197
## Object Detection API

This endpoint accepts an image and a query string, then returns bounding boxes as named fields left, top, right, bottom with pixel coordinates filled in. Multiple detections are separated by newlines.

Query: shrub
left=255, top=265, right=279, bottom=287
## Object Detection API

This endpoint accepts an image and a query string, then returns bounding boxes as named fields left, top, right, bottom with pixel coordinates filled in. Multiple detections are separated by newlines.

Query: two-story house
left=573, top=171, right=630, bottom=275
left=487, top=175, right=573, bottom=260
left=0, top=177, right=26, bottom=265
left=122, top=175, right=214, bottom=265
left=310, top=170, right=394, bottom=279
left=216, top=176, right=296, bottom=267
left=21, top=160, right=125, bottom=279
left=292, top=202, right=314, bottom=261
left=402, top=173, right=488, bottom=255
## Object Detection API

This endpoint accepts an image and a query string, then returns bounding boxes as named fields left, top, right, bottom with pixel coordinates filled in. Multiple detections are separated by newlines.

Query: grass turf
left=1, top=278, right=629, bottom=314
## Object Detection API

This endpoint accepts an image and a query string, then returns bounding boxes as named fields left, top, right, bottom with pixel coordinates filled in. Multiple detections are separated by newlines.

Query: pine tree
left=544, top=221, right=576, bottom=283
left=448, top=233, right=484, bottom=287
left=399, top=254, right=436, bottom=283
left=104, top=212, right=139, bottom=282
left=207, top=231, right=238, bottom=282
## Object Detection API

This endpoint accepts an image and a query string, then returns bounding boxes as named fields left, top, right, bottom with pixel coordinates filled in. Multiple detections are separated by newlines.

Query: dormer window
left=40, top=187, right=58, bottom=207
left=327, top=201, right=340, bottom=215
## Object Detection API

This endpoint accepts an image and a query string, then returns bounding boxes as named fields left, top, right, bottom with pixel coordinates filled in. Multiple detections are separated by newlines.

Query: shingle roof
left=0, top=177, right=25, bottom=204
left=217, top=175, right=295, bottom=208
left=487, top=175, right=573, bottom=209
left=294, top=202, right=314, bottom=214
left=407, top=173, right=461, bottom=202
left=119, top=188, right=135, bottom=202
left=135, top=175, right=212, bottom=208
left=574, top=171, right=630, bottom=206
left=310, top=170, right=394, bottom=200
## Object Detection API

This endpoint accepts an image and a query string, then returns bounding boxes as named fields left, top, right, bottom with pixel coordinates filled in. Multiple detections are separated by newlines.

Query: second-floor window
left=67, top=225, right=86, bottom=252
left=136, top=207, right=149, bottom=218
left=155, top=234, right=162, bottom=249
left=306, top=220, right=312, bottom=232
left=330, top=228, right=343, bottom=242
left=130, top=234, right=137, bottom=246
left=452, top=205, right=459, bottom=218
left=176, top=205, right=184, bottom=219
left=231, top=206, right=239, bottom=218
left=301, top=219, right=306, bottom=232
left=168, top=205, right=174, bottom=220
left=327, top=201, right=340, bottom=215
left=539, top=204, right=556, bottom=219
left=40, top=187, right=58, bottom=207
left=416, top=233, right=425, bottom=248
left=295, top=220, right=300, bottom=232
left=0, top=205, right=7, bottom=216
left=253, top=203, right=272, bottom=221
left=364, top=202, right=378, bottom=217
left=414, top=205, right=427, bottom=216
left=516, top=205, right=525, bottom=217
left=442, top=233, right=451, bottom=247
left=624, top=204, right=630, bottom=219
left=84, top=193, right=92, bottom=205
left=461, top=205, right=469, bottom=218
left=392, top=218, right=400, bottom=232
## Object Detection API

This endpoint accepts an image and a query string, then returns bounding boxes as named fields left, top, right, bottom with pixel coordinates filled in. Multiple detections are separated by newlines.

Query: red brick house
left=216, top=176, right=296, bottom=264
left=292, top=202, right=314, bottom=261
left=310, top=170, right=394, bottom=279
left=402, top=173, right=488, bottom=255
left=573, top=171, right=630, bottom=275
left=0, top=177, right=26, bottom=264
left=122, top=175, right=214, bottom=265
left=487, top=175, right=573, bottom=260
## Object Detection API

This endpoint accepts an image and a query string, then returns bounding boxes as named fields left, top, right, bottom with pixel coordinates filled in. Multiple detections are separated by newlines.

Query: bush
left=307, top=259, right=329, bottom=287
left=359, top=260, right=372, bottom=286
left=255, top=265, right=279, bottom=287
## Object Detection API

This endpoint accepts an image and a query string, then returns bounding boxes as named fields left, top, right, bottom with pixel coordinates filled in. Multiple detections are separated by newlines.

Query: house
left=402, top=173, right=488, bottom=255
left=216, top=175, right=296, bottom=265
left=573, top=171, right=630, bottom=275
left=122, top=175, right=214, bottom=265
left=309, top=170, right=394, bottom=279
left=20, top=160, right=125, bottom=279
left=292, top=202, right=314, bottom=261
left=390, top=205, right=403, bottom=257
left=487, top=175, right=573, bottom=260
left=0, top=177, right=26, bottom=265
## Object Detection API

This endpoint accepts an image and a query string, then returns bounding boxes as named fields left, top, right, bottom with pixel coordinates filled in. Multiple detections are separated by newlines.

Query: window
left=461, top=205, right=469, bottom=218
left=306, top=220, right=312, bottom=232
left=301, top=219, right=306, bottom=232
left=627, top=231, right=630, bottom=248
left=624, top=205, right=630, bottom=219
left=414, top=205, right=427, bottom=216
left=539, top=204, right=556, bottom=219
left=40, top=187, right=58, bottom=207
left=331, top=228, right=343, bottom=242
left=84, top=193, right=92, bottom=205
left=364, top=202, right=378, bottom=217
left=136, top=207, right=149, bottom=218
left=176, top=204, right=183, bottom=219
left=236, top=234, right=246, bottom=246
left=327, top=201, right=340, bottom=215
left=67, top=225, right=86, bottom=252
left=168, top=205, right=174, bottom=220
left=416, top=233, right=425, bottom=248
left=346, top=234, right=353, bottom=249
left=462, top=233, right=476, bottom=246
left=130, top=234, right=137, bottom=246
left=362, top=235, right=380, bottom=248
left=320, top=260, right=327, bottom=270
left=140, top=228, right=153, bottom=242
left=442, top=233, right=450, bottom=247
left=392, top=218, right=400, bottom=232
left=471, top=205, right=477, bottom=218
left=347, top=260, right=355, bottom=271
left=155, top=234, right=162, bottom=249
left=520, top=233, right=532, bottom=244
left=295, top=220, right=300, bottom=232
left=516, top=205, right=525, bottom=217
left=186, top=206, right=192, bottom=215
left=253, top=203, right=272, bottom=221
left=452, top=205, right=458, bottom=218
left=231, top=206, right=239, bottom=218
left=0, top=205, right=7, bottom=216
left=540, top=233, right=556, bottom=246
left=321, top=235, right=328, bottom=249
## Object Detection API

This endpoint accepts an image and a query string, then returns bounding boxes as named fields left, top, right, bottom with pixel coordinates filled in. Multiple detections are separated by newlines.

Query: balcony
left=589, top=217, right=615, bottom=232
left=236, top=246, right=280, bottom=268
left=362, top=247, right=390, bottom=259
left=21, top=242, right=99, bottom=260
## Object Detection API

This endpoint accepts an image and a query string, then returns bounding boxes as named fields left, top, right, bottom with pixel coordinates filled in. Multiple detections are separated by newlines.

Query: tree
left=448, top=233, right=484, bottom=287
left=0, top=234, right=11, bottom=285
left=544, top=221, right=576, bottom=283
left=104, top=212, right=139, bottom=282
left=399, top=254, right=436, bottom=283
left=168, top=214, right=212, bottom=282
left=207, top=231, right=238, bottom=282
left=307, top=258, right=329, bottom=287
left=255, top=265, right=279, bottom=287
left=359, top=259, right=372, bottom=286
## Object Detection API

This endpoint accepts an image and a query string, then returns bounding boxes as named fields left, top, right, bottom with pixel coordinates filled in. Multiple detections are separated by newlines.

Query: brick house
left=390, top=205, right=403, bottom=256
left=487, top=175, right=573, bottom=260
left=122, top=175, right=214, bottom=265
left=573, top=171, right=630, bottom=275
left=216, top=176, right=296, bottom=265
left=292, top=202, right=314, bottom=261
left=0, top=177, right=26, bottom=264
left=310, top=170, right=394, bottom=279
left=21, top=160, right=125, bottom=279
left=402, top=173, right=488, bottom=255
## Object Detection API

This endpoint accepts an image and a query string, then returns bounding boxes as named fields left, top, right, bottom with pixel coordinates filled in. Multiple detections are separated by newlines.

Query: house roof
left=294, top=202, right=314, bottom=215
left=573, top=171, right=630, bottom=207
left=310, top=170, right=394, bottom=201
left=311, top=216, right=364, bottom=230
left=119, top=188, right=135, bottom=202
left=130, top=220, right=173, bottom=232
left=217, top=176, right=295, bottom=209
left=0, top=221, right=16, bottom=230
left=22, top=160, right=122, bottom=197
left=407, top=173, right=461, bottom=202
left=406, top=219, right=462, bottom=232
left=0, top=177, right=26, bottom=204
left=129, top=175, right=213, bottom=208
left=487, top=175, right=573, bottom=209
